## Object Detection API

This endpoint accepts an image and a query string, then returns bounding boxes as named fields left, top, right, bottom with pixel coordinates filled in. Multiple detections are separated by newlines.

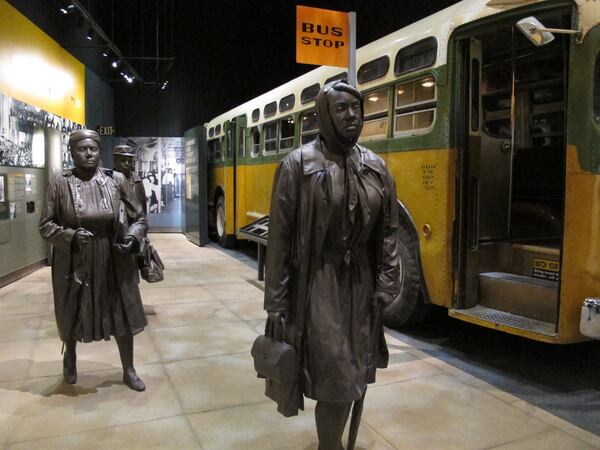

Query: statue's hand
left=267, top=310, right=284, bottom=322
left=114, top=235, right=135, bottom=254
left=74, top=229, right=93, bottom=248
left=373, top=291, right=394, bottom=307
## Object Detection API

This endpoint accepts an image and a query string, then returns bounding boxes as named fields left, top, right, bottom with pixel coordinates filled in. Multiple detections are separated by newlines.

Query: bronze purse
left=140, top=238, right=165, bottom=283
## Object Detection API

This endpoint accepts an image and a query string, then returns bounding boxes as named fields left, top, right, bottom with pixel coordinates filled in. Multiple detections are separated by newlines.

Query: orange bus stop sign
left=296, top=5, right=349, bottom=68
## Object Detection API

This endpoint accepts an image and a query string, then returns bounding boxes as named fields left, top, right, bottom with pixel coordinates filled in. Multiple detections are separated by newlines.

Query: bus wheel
left=382, top=227, right=431, bottom=328
left=215, top=196, right=235, bottom=248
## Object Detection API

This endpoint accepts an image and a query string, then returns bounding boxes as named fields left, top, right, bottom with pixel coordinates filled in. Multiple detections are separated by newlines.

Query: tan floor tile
left=37, top=314, right=59, bottom=339
left=165, top=353, right=266, bottom=413
left=28, top=332, right=160, bottom=378
left=0, top=340, right=35, bottom=382
left=247, top=319, right=266, bottom=335
left=0, top=294, right=51, bottom=316
left=150, top=321, right=258, bottom=361
left=18, top=267, right=51, bottom=282
left=0, top=282, right=52, bottom=297
left=148, top=302, right=240, bottom=328
left=187, top=400, right=396, bottom=450
left=0, top=315, right=41, bottom=342
left=187, top=401, right=317, bottom=450
left=3, top=363, right=182, bottom=444
left=0, top=380, right=25, bottom=445
left=489, top=428, right=597, bottom=450
left=373, top=349, right=442, bottom=387
left=511, top=400, right=600, bottom=448
left=363, top=373, right=551, bottom=450
left=204, top=282, right=264, bottom=301
left=6, top=416, right=200, bottom=450
left=138, top=285, right=216, bottom=305
left=226, top=298, right=268, bottom=321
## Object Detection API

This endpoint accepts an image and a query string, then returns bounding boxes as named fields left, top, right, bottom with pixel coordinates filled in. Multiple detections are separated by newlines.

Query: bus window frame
left=263, top=121, right=279, bottom=155
left=279, top=115, right=295, bottom=153
left=300, top=109, right=319, bottom=144
left=392, top=74, right=438, bottom=138
left=361, top=86, right=391, bottom=141
left=249, top=127, right=260, bottom=159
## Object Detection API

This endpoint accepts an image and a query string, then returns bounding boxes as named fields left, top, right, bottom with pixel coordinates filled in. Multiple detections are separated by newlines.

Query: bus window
left=280, top=117, right=295, bottom=151
left=357, top=56, right=390, bottom=84
left=361, top=88, right=389, bottom=140
left=594, top=53, right=600, bottom=123
left=279, top=94, right=295, bottom=113
left=238, top=126, right=246, bottom=157
left=301, top=83, right=320, bottom=104
left=208, top=139, right=215, bottom=160
left=249, top=127, right=260, bottom=158
left=394, top=76, right=436, bottom=136
left=264, top=102, right=277, bottom=118
left=214, top=138, right=222, bottom=160
left=215, top=124, right=221, bottom=135
left=208, top=127, right=214, bottom=138
left=252, top=108, right=260, bottom=122
left=326, top=72, right=348, bottom=84
left=301, top=110, right=318, bottom=144
left=394, top=37, right=437, bottom=77
left=264, top=122, right=278, bottom=154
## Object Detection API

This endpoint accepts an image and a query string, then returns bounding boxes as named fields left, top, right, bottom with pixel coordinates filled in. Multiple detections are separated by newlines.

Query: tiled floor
left=0, top=233, right=598, bottom=449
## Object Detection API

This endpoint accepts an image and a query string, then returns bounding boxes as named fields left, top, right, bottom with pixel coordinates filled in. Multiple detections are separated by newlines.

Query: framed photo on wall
left=0, top=174, right=8, bottom=219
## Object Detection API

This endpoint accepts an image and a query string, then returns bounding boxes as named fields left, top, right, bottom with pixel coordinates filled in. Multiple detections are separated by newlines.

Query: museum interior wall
left=0, top=0, right=86, bottom=285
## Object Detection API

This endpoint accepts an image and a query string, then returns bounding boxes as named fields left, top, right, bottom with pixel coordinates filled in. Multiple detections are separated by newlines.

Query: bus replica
left=205, top=0, right=600, bottom=344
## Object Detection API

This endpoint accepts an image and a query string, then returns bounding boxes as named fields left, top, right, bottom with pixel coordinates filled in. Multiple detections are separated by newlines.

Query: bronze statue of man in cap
left=112, top=145, right=146, bottom=215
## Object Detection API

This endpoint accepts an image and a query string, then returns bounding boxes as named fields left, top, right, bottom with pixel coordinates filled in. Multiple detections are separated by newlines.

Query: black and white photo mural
left=116, top=136, right=185, bottom=230
left=0, top=92, right=82, bottom=169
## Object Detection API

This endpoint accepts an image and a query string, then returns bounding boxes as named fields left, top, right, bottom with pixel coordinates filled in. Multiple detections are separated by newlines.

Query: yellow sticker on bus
left=533, top=258, right=560, bottom=282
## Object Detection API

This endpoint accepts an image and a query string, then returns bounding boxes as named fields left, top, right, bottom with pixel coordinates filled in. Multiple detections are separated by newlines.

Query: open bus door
left=452, top=6, right=571, bottom=339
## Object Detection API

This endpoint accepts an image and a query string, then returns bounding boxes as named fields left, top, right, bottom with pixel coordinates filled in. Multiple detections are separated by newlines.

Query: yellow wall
left=0, top=0, right=85, bottom=124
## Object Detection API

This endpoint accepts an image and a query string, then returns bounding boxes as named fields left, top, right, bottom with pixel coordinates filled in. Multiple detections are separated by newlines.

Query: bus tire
left=215, top=196, right=235, bottom=248
left=382, top=222, right=431, bottom=328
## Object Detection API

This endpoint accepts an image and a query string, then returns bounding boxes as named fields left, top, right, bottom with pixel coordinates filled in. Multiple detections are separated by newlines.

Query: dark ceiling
left=7, top=0, right=461, bottom=136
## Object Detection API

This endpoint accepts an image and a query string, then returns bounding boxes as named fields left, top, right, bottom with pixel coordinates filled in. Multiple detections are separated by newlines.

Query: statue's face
left=327, top=90, right=363, bottom=143
left=114, top=155, right=135, bottom=177
left=71, top=138, right=100, bottom=170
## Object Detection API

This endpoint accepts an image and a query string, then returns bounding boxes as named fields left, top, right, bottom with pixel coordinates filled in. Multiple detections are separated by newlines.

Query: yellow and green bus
left=205, top=0, right=600, bottom=344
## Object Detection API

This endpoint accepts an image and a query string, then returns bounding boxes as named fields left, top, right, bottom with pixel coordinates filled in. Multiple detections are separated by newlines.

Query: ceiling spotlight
left=121, top=72, right=135, bottom=84
left=160, top=81, right=169, bottom=91
left=101, top=47, right=109, bottom=58
left=86, top=28, right=95, bottom=41
left=111, top=58, right=121, bottom=68
left=59, top=4, right=75, bottom=14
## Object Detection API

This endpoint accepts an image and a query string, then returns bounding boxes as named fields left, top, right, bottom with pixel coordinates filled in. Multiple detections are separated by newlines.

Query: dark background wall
left=85, top=67, right=117, bottom=166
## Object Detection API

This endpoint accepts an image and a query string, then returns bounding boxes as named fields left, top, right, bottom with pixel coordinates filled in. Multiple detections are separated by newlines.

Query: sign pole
left=348, top=11, right=357, bottom=86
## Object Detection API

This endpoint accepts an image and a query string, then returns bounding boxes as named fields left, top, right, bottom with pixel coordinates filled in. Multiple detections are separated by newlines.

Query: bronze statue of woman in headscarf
left=264, top=80, right=401, bottom=449
left=39, top=129, right=148, bottom=391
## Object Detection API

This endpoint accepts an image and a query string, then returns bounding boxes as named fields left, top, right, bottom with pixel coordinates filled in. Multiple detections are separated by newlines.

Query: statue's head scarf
left=315, top=80, right=364, bottom=154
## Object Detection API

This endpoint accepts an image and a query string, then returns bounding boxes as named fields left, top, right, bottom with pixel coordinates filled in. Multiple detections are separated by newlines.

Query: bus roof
left=205, top=0, right=594, bottom=135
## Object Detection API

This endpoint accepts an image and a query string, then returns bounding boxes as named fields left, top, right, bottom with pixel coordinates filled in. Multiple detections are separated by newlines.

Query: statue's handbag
left=251, top=318, right=298, bottom=385
left=140, top=238, right=165, bottom=283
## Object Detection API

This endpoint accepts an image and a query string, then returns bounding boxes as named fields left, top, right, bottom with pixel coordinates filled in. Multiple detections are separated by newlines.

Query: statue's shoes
left=123, top=369, right=145, bottom=392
